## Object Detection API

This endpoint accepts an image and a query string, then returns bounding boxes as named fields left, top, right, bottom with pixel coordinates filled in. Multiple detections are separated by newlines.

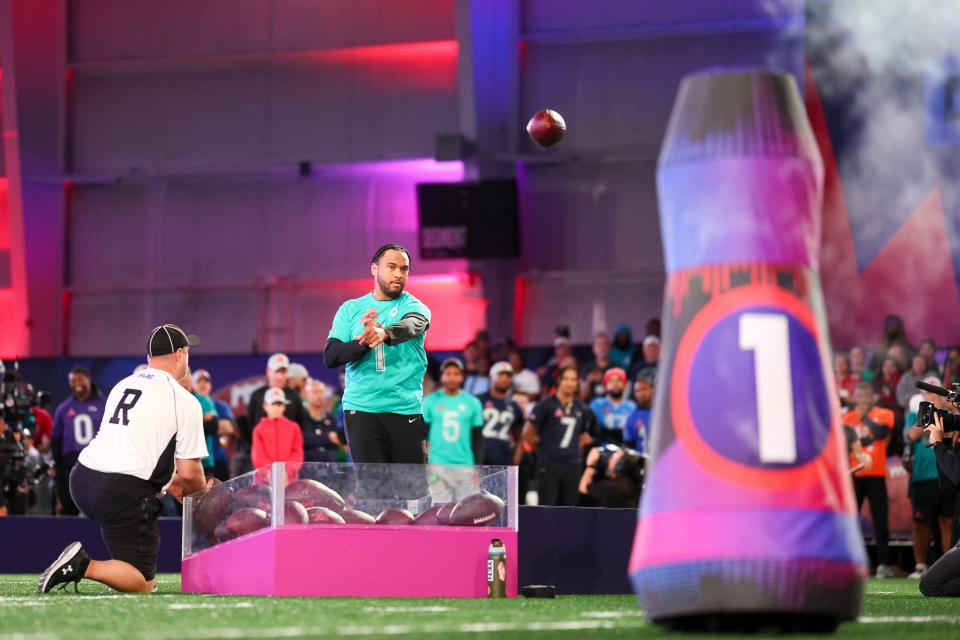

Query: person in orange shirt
left=843, top=381, right=895, bottom=578
left=252, top=387, right=304, bottom=482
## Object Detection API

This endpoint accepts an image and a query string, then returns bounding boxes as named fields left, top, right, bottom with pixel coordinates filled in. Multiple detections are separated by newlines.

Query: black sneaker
left=37, top=541, right=90, bottom=594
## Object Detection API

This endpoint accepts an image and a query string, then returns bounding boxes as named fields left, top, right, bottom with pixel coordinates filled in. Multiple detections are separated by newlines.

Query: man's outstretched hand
left=355, top=307, right=387, bottom=347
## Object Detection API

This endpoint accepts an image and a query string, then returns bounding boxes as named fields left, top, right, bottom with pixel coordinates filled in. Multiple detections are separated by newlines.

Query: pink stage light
left=0, top=178, right=9, bottom=251
left=319, top=272, right=485, bottom=351
left=308, top=158, right=464, bottom=179
left=0, top=178, right=18, bottom=358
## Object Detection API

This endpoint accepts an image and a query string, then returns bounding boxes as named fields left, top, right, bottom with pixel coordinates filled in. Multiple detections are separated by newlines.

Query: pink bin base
left=182, top=524, right=518, bottom=598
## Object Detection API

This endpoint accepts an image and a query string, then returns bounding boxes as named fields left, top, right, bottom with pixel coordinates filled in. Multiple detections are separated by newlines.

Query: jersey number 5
left=109, top=389, right=143, bottom=426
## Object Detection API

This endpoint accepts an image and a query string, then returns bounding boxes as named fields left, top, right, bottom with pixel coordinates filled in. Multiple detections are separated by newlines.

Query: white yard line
left=362, top=606, right=453, bottom=613
left=859, top=616, right=960, bottom=624
left=579, top=610, right=645, bottom=619
left=0, top=618, right=648, bottom=640
left=0, top=595, right=130, bottom=601
left=167, top=602, right=255, bottom=610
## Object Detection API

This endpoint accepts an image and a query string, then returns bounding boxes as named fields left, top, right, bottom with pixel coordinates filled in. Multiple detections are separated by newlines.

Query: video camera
left=915, top=380, right=960, bottom=432
left=1, top=359, right=49, bottom=437
left=595, top=443, right=644, bottom=481
left=1, top=360, right=52, bottom=488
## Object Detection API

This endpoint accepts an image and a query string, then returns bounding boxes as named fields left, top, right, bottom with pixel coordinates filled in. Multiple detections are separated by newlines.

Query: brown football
left=526, top=109, right=566, bottom=148
left=235, top=483, right=272, bottom=512
left=225, top=507, right=269, bottom=537
left=192, top=482, right=234, bottom=535
left=413, top=504, right=447, bottom=526
left=340, top=508, right=377, bottom=525
left=213, top=522, right=234, bottom=543
left=285, top=479, right=345, bottom=512
left=306, top=506, right=346, bottom=525
left=284, top=500, right=309, bottom=525
left=436, top=502, right=455, bottom=525
left=449, top=491, right=505, bottom=526
left=375, top=508, right=415, bottom=525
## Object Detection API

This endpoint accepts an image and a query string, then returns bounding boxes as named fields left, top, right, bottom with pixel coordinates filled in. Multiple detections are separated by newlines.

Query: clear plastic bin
left=183, top=462, right=517, bottom=558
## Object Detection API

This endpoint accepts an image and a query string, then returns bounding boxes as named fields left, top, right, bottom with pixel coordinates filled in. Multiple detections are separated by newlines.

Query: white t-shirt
left=79, top=367, right=208, bottom=489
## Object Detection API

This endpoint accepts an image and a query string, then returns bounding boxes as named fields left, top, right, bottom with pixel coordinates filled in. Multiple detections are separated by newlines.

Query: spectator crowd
left=6, top=310, right=960, bottom=582
left=835, top=314, right=960, bottom=579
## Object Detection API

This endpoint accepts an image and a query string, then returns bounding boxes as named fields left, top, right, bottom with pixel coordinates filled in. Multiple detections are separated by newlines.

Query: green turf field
left=0, top=575, right=956, bottom=639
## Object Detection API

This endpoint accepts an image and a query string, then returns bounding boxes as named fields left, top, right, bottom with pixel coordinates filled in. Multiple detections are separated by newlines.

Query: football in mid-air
left=527, top=109, right=566, bottom=148
left=285, top=479, right=345, bottom=512
left=375, top=508, right=415, bottom=525
left=192, top=482, right=234, bottom=535
left=340, top=508, right=377, bottom=524
left=306, top=506, right=346, bottom=524
left=235, top=483, right=272, bottom=512
left=284, top=500, right=309, bottom=525
left=225, top=507, right=269, bottom=537
left=413, top=504, right=446, bottom=526
left=449, top=491, right=505, bottom=526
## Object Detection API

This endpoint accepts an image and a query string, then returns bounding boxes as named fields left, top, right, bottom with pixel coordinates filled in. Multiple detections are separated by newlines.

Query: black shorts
left=911, top=479, right=956, bottom=523
left=70, top=463, right=163, bottom=581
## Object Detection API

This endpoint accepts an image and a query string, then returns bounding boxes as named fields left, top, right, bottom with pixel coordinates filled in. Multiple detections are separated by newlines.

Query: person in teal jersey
left=904, top=376, right=956, bottom=578
left=423, top=358, right=485, bottom=465
left=422, top=358, right=484, bottom=501
left=180, top=367, right=220, bottom=478
left=323, top=244, right=431, bottom=464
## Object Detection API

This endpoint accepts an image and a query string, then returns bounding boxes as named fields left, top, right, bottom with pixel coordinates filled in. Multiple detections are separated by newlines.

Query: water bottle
left=487, top=539, right=506, bottom=598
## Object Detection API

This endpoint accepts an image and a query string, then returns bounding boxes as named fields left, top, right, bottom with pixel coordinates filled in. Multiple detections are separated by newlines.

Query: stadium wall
left=2, top=0, right=807, bottom=357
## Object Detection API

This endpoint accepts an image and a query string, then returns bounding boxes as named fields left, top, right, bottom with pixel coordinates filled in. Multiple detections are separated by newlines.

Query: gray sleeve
left=896, top=374, right=915, bottom=409
left=383, top=312, right=430, bottom=346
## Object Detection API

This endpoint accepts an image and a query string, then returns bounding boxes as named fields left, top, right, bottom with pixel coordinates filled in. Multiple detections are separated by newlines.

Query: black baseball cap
left=148, top=324, right=200, bottom=356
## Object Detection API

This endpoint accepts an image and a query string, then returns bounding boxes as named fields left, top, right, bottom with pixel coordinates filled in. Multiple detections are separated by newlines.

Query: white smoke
left=809, top=0, right=959, bottom=94
left=799, top=0, right=960, bottom=347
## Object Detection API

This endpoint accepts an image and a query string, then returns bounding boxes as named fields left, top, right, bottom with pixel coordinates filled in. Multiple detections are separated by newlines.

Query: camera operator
left=919, top=400, right=960, bottom=596
left=904, top=377, right=956, bottom=578
left=578, top=444, right=642, bottom=508
left=0, top=413, right=31, bottom=516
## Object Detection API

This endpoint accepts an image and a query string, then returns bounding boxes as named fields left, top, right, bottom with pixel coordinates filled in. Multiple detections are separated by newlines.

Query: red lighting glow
left=309, top=39, right=458, bottom=64
left=304, top=39, right=458, bottom=92
left=0, top=178, right=17, bottom=358
left=311, top=272, right=485, bottom=350
left=0, top=178, right=9, bottom=251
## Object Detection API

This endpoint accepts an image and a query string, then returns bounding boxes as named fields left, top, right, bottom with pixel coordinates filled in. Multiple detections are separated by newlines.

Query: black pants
left=345, top=411, right=428, bottom=504
left=344, top=411, right=427, bottom=464
left=855, top=476, right=892, bottom=565
left=537, top=462, right=581, bottom=506
left=70, top=463, right=163, bottom=581
left=921, top=545, right=960, bottom=597
left=56, top=453, right=81, bottom=515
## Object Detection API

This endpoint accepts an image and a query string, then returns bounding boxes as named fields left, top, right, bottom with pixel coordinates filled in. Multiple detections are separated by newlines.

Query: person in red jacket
left=252, top=387, right=304, bottom=481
